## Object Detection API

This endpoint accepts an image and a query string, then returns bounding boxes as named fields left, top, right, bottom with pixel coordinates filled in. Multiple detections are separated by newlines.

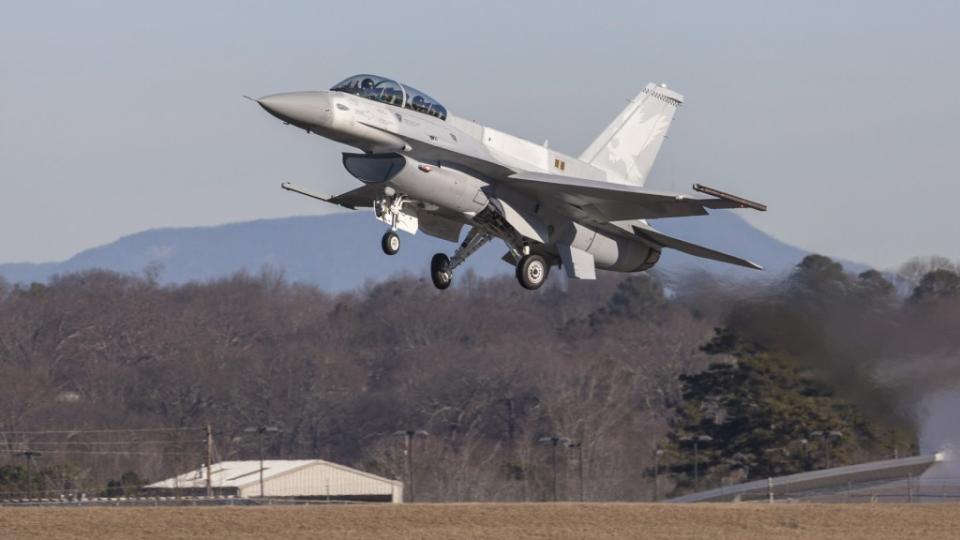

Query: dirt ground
left=2, top=502, right=959, bottom=540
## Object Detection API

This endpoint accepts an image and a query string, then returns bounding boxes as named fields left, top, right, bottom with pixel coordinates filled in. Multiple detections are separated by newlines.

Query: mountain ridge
left=0, top=211, right=864, bottom=291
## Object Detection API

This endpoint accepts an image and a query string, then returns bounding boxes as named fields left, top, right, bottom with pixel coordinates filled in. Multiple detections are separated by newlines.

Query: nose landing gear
left=376, top=194, right=413, bottom=256
left=381, top=231, right=401, bottom=255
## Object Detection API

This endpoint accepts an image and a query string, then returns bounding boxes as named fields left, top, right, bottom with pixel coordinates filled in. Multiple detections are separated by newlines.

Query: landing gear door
left=376, top=204, right=418, bottom=235
left=419, top=212, right=463, bottom=243
left=489, top=196, right=549, bottom=244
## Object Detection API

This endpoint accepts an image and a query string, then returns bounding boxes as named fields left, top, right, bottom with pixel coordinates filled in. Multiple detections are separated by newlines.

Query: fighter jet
left=254, top=74, right=766, bottom=290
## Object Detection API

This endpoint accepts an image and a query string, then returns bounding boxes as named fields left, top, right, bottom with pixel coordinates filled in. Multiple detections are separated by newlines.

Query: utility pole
left=693, top=440, right=700, bottom=486
left=258, top=431, right=264, bottom=497
left=810, top=430, right=842, bottom=469
left=539, top=436, right=569, bottom=502
left=405, top=431, right=413, bottom=501
left=653, top=448, right=664, bottom=502
left=798, top=438, right=810, bottom=470
left=205, top=423, right=214, bottom=497
left=576, top=443, right=584, bottom=502
left=567, top=441, right=584, bottom=502
left=395, top=430, right=428, bottom=502
left=551, top=440, right=559, bottom=502
left=18, top=451, right=42, bottom=499
left=244, top=426, right=281, bottom=498
left=680, top=435, right=713, bottom=488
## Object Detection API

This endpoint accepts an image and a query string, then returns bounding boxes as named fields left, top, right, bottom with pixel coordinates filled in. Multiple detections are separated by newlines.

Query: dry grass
left=2, top=502, right=959, bottom=540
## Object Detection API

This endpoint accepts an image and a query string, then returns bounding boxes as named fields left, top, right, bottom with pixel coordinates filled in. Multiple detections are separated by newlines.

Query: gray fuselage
left=258, top=87, right=661, bottom=274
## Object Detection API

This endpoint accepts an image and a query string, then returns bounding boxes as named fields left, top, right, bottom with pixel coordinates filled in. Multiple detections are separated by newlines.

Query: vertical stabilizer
left=579, top=83, right=683, bottom=187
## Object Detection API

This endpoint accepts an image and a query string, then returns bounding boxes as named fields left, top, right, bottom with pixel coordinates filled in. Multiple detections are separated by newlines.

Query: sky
left=1, top=0, right=958, bottom=269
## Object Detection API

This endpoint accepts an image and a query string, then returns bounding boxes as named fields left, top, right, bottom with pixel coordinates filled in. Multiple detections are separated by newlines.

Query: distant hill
left=0, top=211, right=863, bottom=291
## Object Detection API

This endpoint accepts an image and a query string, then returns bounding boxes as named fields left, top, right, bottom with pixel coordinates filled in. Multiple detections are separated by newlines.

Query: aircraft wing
left=281, top=181, right=381, bottom=209
left=506, top=172, right=761, bottom=223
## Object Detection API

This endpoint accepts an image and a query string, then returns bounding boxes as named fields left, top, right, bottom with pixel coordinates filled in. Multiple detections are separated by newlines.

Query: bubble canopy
left=330, top=74, right=448, bottom=121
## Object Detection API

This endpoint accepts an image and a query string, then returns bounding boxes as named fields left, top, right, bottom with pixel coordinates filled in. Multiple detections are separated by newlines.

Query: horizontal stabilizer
left=632, top=222, right=763, bottom=270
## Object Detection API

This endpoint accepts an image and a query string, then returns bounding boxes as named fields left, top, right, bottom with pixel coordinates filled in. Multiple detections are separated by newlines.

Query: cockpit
left=330, top=74, right=448, bottom=121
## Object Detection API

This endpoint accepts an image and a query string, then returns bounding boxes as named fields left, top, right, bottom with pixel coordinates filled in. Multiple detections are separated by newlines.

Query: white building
left=146, top=460, right=403, bottom=503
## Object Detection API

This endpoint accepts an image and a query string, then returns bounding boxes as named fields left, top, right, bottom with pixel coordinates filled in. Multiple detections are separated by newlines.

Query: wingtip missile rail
left=692, top=183, right=767, bottom=212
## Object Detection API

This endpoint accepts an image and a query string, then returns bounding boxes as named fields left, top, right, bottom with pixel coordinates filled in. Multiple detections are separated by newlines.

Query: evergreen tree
left=663, top=330, right=915, bottom=494
left=911, top=269, right=960, bottom=302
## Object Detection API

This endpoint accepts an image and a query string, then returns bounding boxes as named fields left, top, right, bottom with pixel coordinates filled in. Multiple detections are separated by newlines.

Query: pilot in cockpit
left=410, top=95, right=427, bottom=113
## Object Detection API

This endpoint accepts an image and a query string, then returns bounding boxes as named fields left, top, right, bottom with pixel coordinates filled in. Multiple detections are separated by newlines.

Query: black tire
left=430, top=253, right=452, bottom=290
left=381, top=231, right=401, bottom=255
left=516, top=254, right=549, bottom=290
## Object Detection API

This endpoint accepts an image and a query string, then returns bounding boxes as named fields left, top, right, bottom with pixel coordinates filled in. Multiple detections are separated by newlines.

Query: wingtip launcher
left=280, top=181, right=333, bottom=203
left=692, top=184, right=767, bottom=212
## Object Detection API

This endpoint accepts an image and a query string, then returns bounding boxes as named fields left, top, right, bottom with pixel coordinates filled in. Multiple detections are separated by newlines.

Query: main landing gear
left=516, top=254, right=549, bottom=290
left=430, top=253, right=452, bottom=290
left=429, top=227, right=491, bottom=290
left=428, top=229, right=552, bottom=291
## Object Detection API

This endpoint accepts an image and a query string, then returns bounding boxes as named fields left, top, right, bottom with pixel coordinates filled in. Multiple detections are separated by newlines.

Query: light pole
left=539, top=436, right=569, bottom=502
left=395, top=430, right=428, bottom=502
left=798, top=438, right=810, bottom=469
left=653, top=447, right=664, bottom=502
left=810, top=430, right=842, bottom=469
left=566, top=441, right=584, bottom=502
left=763, top=447, right=789, bottom=477
left=243, top=426, right=281, bottom=498
left=679, top=435, right=713, bottom=488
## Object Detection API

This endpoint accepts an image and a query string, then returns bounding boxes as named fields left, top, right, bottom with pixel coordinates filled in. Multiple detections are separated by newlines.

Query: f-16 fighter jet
left=254, top=74, right=766, bottom=290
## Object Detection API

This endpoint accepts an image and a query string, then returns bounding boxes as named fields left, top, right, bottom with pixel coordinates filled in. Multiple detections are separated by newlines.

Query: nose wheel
left=516, top=254, right=549, bottom=290
left=381, top=231, right=401, bottom=255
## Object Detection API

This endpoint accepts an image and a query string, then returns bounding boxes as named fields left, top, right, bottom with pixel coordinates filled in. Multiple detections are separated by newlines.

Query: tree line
left=0, top=254, right=957, bottom=500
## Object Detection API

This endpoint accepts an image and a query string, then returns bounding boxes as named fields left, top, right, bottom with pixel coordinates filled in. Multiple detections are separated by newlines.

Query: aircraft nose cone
left=257, top=91, right=333, bottom=128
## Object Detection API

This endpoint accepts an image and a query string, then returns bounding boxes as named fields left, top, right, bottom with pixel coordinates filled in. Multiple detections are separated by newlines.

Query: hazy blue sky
left=2, top=1, right=958, bottom=269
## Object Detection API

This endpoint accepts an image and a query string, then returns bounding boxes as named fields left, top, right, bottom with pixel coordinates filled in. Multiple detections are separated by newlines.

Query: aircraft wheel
left=381, top=231, right=401, bottom=255
left=516, top=254, right=549, bottom=290
left=430, top=253, right=452, bottom=290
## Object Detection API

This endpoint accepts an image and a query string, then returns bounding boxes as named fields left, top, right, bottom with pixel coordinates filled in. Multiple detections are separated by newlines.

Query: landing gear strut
left=381, top=231, right=400, bottom=255
left=516, top=254, right=549, bottom=290
left=377, top=194, right=408, bottom=256
left=429, top=227, right=492, bottom=290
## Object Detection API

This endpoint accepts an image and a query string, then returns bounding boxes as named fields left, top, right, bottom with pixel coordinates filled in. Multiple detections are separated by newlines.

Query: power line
left=0, top=427, right=204, bottom=435
left=0, top=449, right=201, bottom=456
left=1, top=440, right=206, bottom=446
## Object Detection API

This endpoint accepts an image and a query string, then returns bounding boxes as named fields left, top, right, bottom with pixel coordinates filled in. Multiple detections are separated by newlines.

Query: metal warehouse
left=146, top=460, right=403, bottom=503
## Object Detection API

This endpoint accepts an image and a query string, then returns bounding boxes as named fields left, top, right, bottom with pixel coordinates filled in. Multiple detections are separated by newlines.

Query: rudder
left=579, top=83, right=683, bottom=187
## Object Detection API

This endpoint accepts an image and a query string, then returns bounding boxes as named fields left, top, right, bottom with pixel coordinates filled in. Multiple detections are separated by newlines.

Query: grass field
left=2, top=503, right=959, bottom=540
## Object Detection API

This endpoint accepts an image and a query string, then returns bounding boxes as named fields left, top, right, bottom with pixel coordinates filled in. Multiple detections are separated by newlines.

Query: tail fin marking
left=579, top=83, right=683, bottom=187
